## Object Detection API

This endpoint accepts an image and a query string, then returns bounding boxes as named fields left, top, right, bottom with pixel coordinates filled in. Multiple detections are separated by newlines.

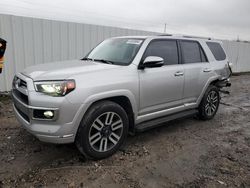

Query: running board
left=135, top=109, right=198, bottom=132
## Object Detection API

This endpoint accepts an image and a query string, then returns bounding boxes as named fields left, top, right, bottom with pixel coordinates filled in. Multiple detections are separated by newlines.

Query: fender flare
left=196, top=76, right=221, bottom=105
left=82, top=89, right=138, bottom=117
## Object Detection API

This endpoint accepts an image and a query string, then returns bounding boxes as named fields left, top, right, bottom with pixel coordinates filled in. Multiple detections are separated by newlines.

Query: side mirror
left=139, top=56, right=164, bottom=69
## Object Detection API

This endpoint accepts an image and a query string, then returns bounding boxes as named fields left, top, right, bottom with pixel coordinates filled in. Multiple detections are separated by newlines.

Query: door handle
left=174, top=71, right=184, bottom=76
left=203, top=68, right=212, bottom=73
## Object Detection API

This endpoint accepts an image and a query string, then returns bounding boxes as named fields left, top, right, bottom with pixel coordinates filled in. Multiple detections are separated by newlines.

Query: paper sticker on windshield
left=126, top=39, right=143, bottom=45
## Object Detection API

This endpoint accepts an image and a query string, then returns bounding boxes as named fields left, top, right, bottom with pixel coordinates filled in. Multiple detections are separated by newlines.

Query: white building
left=0, top=14, right=249, bottom=91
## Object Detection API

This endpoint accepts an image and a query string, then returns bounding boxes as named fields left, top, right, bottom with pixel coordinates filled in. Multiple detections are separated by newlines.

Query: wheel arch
left=78, top=91, right=137, bottom=134
left=94, top=96, right=135, bottom=132
left=197, top=76, right=220, bottom=105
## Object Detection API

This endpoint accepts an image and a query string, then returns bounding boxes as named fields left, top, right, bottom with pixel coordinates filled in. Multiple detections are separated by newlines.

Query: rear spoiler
left=0, top=38, right=7, bottom=74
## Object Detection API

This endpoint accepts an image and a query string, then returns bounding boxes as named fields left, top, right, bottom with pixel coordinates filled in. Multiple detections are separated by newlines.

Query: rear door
left=180, top=40, right=212, bottom=104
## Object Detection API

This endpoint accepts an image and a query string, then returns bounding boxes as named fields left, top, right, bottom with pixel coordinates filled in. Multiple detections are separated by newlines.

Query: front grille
left=12, top=76, right=27, bottom=90
left=12, top=89, right=29, bottom=105
left=20, top=79, right=27, bottom=89
left=14, top=104, right=30, bottom=123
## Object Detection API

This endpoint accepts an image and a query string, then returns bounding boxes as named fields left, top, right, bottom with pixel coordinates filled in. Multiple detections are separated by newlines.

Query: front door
left=138, top=39, right=184, bottom=116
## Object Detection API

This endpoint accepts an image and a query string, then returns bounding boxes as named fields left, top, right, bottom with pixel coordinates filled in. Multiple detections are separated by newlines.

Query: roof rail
left=157, top=34, right=212, bottom=40
left=158, top=34, right=173, bottom=36
left=183, top=35, right=211, bottom=40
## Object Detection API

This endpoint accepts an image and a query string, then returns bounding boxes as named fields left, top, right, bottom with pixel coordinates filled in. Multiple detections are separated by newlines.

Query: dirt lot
left=0, top=75, right=250, bottom=188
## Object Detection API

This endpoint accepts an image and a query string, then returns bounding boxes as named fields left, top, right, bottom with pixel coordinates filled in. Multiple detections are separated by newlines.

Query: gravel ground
left=0, top=75, right=250, bottom=188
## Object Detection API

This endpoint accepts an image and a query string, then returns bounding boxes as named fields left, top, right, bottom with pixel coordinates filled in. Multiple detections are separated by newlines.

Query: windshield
left=86, top=38, right=144, bottom=65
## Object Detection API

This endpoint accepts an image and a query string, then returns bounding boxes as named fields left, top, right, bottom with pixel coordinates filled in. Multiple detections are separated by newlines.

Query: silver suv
left=12, top=35, right=232, bottom=159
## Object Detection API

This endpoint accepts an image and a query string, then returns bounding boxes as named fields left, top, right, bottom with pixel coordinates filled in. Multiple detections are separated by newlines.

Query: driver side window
left=143, top=40, right=179, bottom=65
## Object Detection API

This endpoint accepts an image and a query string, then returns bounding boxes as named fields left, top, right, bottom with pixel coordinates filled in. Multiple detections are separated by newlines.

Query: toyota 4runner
left=12, top=35, right=232, bottom=159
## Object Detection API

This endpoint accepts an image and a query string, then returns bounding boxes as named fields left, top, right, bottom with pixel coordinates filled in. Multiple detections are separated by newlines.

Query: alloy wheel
left=205, top=90, right=219, bottom=116
left=88, top=112, right=124, bottom=152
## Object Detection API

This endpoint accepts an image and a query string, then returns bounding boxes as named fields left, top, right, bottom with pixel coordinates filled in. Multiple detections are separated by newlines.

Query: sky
left=0, top=0, right=249, bottom=40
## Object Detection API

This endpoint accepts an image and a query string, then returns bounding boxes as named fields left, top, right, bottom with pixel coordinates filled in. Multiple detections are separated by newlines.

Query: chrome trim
left=32, top=110, right=59, bottom=121
left=62, top=134, right=74, bottom=138
left=174, top=71, right=184, bottom=76
left=13, top=104, right=30, bottom=124
left=12, top=91, right=29, bottom=109
left=203, top=68, right=212, bottom=73
left=36, top=134, right=74, bottom=139
left=137, top=105, right=185, bottom=120
left=16, top=86, right=28, bottom=95
left=13, top=76, right=28, bottom=95
left=184, top=103, right=196, bottom=107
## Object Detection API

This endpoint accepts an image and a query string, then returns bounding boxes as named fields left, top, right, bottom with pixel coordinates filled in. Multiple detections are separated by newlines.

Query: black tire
left=198, top=85, right=220, bottom=120
left=75, top=101, right=129, bottom=160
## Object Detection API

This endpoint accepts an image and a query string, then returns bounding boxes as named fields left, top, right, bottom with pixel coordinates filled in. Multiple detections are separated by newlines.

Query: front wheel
left=198, top=85, right=220, bottom=120
left=75, top=101, right=129, bottom=160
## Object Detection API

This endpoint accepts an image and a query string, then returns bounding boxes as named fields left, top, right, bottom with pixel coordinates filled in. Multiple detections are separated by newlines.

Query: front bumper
left=13, top=104, right=75, bottom=143
left=12, top=93, right=75, bottom=143
left=12, top=73, right=86, bottom=144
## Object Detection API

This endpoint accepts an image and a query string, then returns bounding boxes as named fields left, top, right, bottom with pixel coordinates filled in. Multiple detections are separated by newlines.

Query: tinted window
left=206, top=42, right=226, bottom=61
left=200, top=47, right=207, bottom=62
left=181, top=41, right=206, bottom=63
left=143, top=40, right=179, bottom=65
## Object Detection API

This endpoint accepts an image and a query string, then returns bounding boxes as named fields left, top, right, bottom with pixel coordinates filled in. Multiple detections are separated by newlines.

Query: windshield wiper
left=81, top=58, right=115, bottom=64
left=81, top=57, right=93, bottom=61
left=93, top=59, right=115, bottom=64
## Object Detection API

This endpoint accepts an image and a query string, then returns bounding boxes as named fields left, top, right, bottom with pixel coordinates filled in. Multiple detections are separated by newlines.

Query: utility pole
left=164, top=23, right=167, bottom=33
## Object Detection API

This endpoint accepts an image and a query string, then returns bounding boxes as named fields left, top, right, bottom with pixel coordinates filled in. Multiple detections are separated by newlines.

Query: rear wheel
left=75, top=101, right=129, bottom=160
left=198, top=85, right=220, bottom=120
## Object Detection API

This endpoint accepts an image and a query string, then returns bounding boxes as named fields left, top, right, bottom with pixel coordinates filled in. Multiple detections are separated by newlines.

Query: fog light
left=33, top=109, right=55, bottom=120
left=44, top=111, right=54, bottom=118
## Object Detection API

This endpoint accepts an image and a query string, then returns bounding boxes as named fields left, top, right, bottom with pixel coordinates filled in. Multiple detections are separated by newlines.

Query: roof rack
left=158, top=34, right=173, bottom=36
left=182, top=35, right=212, bottom=40
left=158, top=34, right=212, bottom=40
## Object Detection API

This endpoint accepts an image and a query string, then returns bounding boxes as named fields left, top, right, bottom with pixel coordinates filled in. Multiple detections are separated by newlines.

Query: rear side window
left=200, top=48, right=207, bottom=62
left=143, top=40, right=179, bottom=65
left=206, top=42, right=226, bottom=61
left=181, top=40, right=207, bottom=64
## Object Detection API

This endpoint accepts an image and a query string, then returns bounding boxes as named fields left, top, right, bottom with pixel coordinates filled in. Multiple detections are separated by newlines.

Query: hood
left=21, top=59, right=119, bottom=81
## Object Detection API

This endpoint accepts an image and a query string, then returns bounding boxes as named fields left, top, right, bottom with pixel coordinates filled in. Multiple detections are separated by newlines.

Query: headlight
left=34, top=80, right=75, bottom=96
